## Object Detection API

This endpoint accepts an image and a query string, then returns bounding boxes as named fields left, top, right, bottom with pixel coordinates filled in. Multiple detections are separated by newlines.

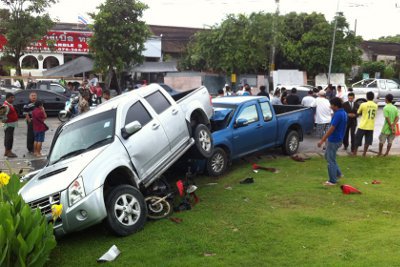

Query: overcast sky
left=44, top=0, right=400, bottom=40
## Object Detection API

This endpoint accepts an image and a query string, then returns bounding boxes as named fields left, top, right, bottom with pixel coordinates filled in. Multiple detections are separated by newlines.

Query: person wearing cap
left=315, top=90, right=332, bottom=149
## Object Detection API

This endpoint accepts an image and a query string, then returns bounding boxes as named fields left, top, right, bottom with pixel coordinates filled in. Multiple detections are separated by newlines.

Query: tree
left=361, top=61, right=386, bottom=77
left=0, top=0, right=55, bottom=77
left=278, top=12, right=362, bottom=77
left=182, top=12, right=362, bottom=79
left=89, top=0, right=150, bottom=94
left=371, top=34, right=400, bottom=43
left=181, top=12, right=274, bottom=74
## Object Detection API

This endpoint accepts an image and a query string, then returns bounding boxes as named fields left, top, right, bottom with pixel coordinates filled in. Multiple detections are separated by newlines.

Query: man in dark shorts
left=354, top=91, right=378, bottom=156
left=23, top=92, right=37, bottom=154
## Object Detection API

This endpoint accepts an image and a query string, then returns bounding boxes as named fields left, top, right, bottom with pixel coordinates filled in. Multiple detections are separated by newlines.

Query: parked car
left=27, top=80, right=71, bottom=96
left=352, top=79, right=400, bottom=104
left=0, top=86, right=22, bottom=100
left=20, top=83, right=214, bottom=237
left=204, top=96, right=314, bottom=176
left=0, top=89, right=68, bottom=117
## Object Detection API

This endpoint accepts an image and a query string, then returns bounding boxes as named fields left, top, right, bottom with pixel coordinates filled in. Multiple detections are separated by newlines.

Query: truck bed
left=273, top=104, right=314, bottom=137
left=272, top=104, right=310, bottom=115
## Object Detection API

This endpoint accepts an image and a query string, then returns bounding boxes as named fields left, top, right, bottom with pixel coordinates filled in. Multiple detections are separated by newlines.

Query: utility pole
left=270, top=0, right=280, bottom=73
left=269, top=0, right=280, bottom=89
left=327, top=0, right=341, bottom=84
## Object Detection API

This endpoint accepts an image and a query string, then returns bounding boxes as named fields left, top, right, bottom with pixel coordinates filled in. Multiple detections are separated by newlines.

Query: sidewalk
left=0, top=117, right=59, bottom=174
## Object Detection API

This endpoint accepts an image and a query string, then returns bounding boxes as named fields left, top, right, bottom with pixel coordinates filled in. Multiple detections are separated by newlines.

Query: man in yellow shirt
left=354, top=91, right=378, bottom=156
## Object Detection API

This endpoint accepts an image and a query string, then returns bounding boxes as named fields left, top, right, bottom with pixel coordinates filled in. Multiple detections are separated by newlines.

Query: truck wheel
left=192, top=124, right=213, bottom=158
left=105, top=185, right=147, bottom=236
left=206, top=147, right=228, bottom=177
left=282, top=130, right=299, bottom=155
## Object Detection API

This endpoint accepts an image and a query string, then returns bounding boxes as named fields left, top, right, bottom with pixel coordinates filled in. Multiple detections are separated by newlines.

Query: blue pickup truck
left=205, top=96, right=314, bottom=176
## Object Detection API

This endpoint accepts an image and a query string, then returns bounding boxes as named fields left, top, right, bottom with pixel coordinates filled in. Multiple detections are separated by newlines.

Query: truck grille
left=29, top=193, right=61, bottom=215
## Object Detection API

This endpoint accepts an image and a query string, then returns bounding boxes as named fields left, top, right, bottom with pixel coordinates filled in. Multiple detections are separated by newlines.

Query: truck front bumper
left=54, top=186, right=107, bottom=236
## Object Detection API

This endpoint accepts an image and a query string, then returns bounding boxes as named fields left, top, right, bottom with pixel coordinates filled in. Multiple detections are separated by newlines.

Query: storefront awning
left=131, top=61, right=178, bottom=73
left=42, top=56, right=94, bottom=77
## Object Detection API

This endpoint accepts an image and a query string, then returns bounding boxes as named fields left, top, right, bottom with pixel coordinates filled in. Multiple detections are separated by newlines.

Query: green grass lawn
left=47, top=156, right=400, bottom=267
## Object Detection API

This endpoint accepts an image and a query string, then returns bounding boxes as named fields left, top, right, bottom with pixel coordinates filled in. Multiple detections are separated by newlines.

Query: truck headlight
left=68, top=176, right=86, bottom=207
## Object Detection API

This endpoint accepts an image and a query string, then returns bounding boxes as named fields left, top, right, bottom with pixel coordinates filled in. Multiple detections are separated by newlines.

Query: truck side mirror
left=235, top=118, right=248, bottom=128
left=121, top=121, right=142, bottom=139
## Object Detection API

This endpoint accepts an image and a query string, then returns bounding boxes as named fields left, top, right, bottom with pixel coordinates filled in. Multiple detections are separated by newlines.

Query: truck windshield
left=211, top=105, right=236, bottom=131
left=49, top=110, right=116, bottom=165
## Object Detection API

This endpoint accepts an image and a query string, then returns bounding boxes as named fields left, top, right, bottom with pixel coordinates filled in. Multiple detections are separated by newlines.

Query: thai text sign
left=0, top=31, right=93, bottom=54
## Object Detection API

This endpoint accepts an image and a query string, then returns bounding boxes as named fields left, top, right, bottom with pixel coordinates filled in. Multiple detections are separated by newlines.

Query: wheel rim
left=211, top=152, right=224, bottom=173
left=199, top=130, right=211, bottom=152
left=114, top=193, right=141, bottom=226
left=289, top=135, right=299, bottom=152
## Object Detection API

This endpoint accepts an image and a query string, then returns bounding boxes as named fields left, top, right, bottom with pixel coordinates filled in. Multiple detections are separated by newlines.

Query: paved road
left=301, top=106, right=400, bottom=156
left=0, top=106, right=398, bottom=174
left=0, top=117, right=61, bottom=173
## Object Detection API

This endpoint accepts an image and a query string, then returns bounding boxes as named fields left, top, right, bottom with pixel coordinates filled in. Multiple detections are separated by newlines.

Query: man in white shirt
left=315, top=90, right=332, bottom=148
left=301, top=90, right=316, bottom=107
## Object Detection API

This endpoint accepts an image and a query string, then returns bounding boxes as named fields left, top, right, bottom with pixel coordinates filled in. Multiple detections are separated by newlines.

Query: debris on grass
left=372, top=180, right=381, bottom=184
left=341, top=184, right=362, bottom=194
left=169, top=217, right=183, bottom=224
left=252, top=163, right=279, bottom=173
left=204, top=252, right=216, bottom=257
left=205, top=183, right=218, bottom=186
left=97, top=245, right=121, bottom=263
left=291, top=155, right=305, bottom=162
left=224, top=185, right=233, bottom=190
left=240, top=177, right=254, bottom=184
left=382, top=210, right=391, bottom=214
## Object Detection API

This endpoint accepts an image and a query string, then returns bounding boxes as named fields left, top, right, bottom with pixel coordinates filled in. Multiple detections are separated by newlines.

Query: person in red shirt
left=32, top=100, right=47, bottom=157
left=95, top=84, right=103, bottom=104
left=2, top=93, right=18, bottom=158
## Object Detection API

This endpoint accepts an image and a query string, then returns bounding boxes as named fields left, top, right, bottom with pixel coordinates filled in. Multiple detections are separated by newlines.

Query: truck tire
left=282, top=130, right=300, bottom=155
left=206, top=147, right=228, bottom=177
left=192, top=124, right=213, bottom=158
left=104, top=185, right=147, bottom=237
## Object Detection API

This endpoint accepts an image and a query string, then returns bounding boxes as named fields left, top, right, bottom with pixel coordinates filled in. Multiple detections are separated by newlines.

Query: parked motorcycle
left=58, top=94, right=98, bottom=122
left=58, top=95, right=79, bottom=122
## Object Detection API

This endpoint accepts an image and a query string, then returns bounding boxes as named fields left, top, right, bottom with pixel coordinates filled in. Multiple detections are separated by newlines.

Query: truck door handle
left=256, top=124, right=263, bottom=129
left=152, top=123, right=160, bottom=130
left=172, top=109, right=178, bottom=115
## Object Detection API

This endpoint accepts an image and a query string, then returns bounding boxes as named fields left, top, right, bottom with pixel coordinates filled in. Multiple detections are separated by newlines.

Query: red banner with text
left=0, top=31, right=93, bottom=54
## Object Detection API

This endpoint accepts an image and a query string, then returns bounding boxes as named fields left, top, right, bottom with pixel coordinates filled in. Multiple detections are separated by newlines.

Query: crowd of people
left=217, top=82, right=399, bottom=186
left=1, top=77, right=112, bottom=159
left=317, top=91, right=398, bottom=186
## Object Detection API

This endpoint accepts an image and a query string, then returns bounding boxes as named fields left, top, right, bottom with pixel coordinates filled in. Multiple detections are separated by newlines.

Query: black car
left=26, top=81, right=71, bottom=96
left=10, top=89, right=68, bottom=117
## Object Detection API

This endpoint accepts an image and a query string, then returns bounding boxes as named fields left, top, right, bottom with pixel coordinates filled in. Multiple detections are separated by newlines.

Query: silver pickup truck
left=352, top=78, right=400, bottom=103
left=20, top=84, right=213, bottom=236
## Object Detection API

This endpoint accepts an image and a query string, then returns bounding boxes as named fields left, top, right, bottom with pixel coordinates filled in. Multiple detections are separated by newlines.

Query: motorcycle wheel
left=145, top=196, right=173, bottom=220
left=58, top=112, right=69, bottom=122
